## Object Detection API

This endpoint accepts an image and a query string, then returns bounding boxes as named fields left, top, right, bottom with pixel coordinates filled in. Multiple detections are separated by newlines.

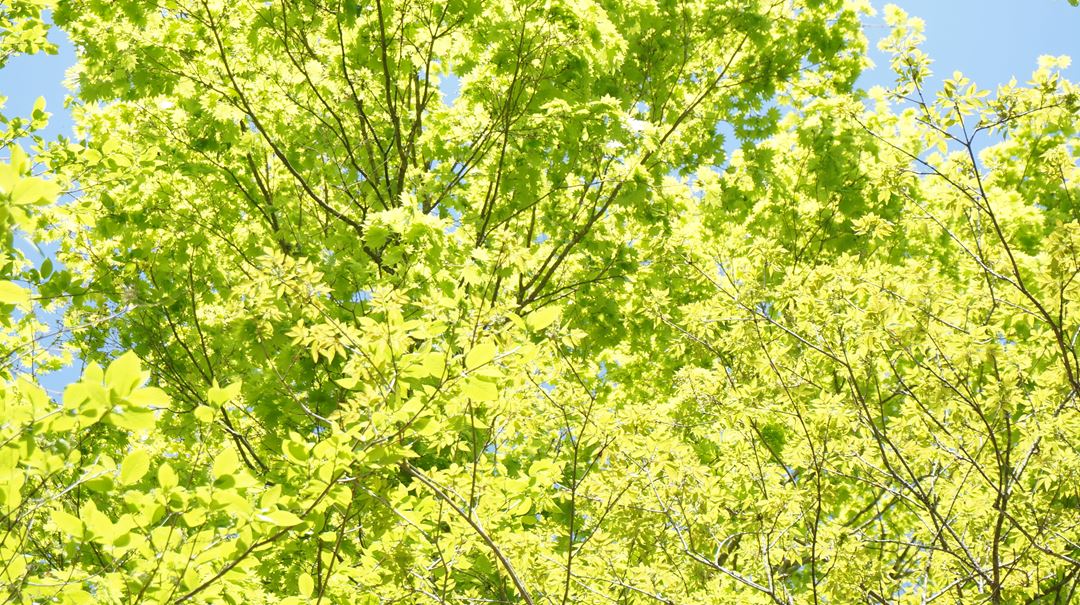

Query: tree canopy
left=3, top=0, right=1080, bottom=603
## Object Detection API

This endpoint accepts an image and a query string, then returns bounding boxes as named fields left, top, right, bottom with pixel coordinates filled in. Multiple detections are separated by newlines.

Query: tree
left=2, top=0, right=1080, bottom=603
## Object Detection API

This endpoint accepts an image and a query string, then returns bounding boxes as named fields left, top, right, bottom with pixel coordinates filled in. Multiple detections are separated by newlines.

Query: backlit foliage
left=3, top=0, right=1080, bottom=603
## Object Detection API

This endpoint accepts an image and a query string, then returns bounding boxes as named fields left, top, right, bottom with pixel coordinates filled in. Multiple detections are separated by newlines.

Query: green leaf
left=526, top=306, right=561, bottom=331
left=109, top=407, right=157, bottom=431
left=213, top=447, right=240, bottom=478
left=158, top=463, right=178, bottom=490
left=462, top=377, right=499, bottom=401
left=182, top=508, right=206, bottom=527
left=119, top=450, right=151, bottom=485
left=260, top=509, right=303, bottom=527
left=298, top=572, right=315, bottom=597
left=282, top=440, right=309, bottom=464
left=208, top=379, right=243, bottom=406
left=105, top=351, right=144, bottom=397
left=0, top=281, right=29, bottom=306
left=32, top=96, right=46, bottom=115
left=465, top=341, right=498, bottom=371
left=127, top=386, right=169, bottom=407
left=193, top=405, right=215, bottom=423
left=51, top=509, right=84, bottom=537
left=10, top=176, right=60, bottom=206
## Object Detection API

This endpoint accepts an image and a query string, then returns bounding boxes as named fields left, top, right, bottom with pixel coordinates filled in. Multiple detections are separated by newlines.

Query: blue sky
left=860, top=0, right=1080, bottom=90
left=0, top=16, right=75, bottom=141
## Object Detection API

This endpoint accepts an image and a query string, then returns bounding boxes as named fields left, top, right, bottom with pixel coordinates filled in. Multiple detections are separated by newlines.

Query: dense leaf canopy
left=2, top=0, right=1080, bottom=603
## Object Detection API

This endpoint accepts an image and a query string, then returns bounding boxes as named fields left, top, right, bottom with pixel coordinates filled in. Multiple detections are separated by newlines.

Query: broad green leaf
left=0, top=281, right=29, bottom=306
left=127, top=386, right=169, bottom=407
left=298, top=572, right=314, bottom=597
left=208, top=380, right=243, bottom=406
left=109, top=407, right=156, bottom=431
left=105, top=351, right=143, bottom=397
left=464, top=341, right=498, bottom=371
left=193, top=405, right=215, bottom=423
left=526, top=306, right=560, bottom=331
left=9, top=176, right=59, bottom=206
left=462, top=377, right=498, bottom=401
left=182, top=508, right=206, bottom=527
left=282, top=440, right=309, bottom=464
left=213, top=447, right=240, bottom=478
left=260, top=509, right=303, bottom=527
left=157, top=463, right=178, bottom=490
left=51, top=509, right=83, bottom=537
left=119, top=450, right=151, bottom=485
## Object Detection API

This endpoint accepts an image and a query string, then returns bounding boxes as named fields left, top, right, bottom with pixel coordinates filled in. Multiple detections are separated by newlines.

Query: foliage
left=0, top=0, right=55, bottom=68
left=3, top=0, right=1080, bottom=603
left=0, top=0, right=70, bottom=378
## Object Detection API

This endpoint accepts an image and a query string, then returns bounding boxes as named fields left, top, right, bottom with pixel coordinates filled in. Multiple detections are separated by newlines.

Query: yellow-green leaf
left=194, top=405, right=215, bottom=423
left=208, top=379, right=243, bottom=406
left=0, top=281, right=29, bottom=306
left=463, top=377, right=499, bottom=401
left=105, top=352, right=144, bottom=397
left=119, top=450, right=151, bottom=485
left=10, top=176, right=60, bottom=206
left=298, top=572, right=315, bottom=597
left=158, top=463, right=178, bottom=490
left=51, top=509, right=84, bottom=537
left=465, top=341, right=498, bottom=371
left=260, top=509, right=303, bottom=527
left=526, top=306, right=560, bottom=331
left=213, top=447, right=240, bottom=478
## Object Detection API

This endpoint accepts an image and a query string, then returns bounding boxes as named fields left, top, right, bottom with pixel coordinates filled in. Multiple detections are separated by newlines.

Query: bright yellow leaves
left=298, top=572, right=315, bottom=598
left=399, top=350, right=446, bottom=380
left=194, top=404, right=216, bottom=423
left=0, top=447, right=24, bottom=516
left=462, top=339, right=507, bottom=401
left=281, top=437, right=310, bottom=464
left=213, top=446, right=241, bottom=478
